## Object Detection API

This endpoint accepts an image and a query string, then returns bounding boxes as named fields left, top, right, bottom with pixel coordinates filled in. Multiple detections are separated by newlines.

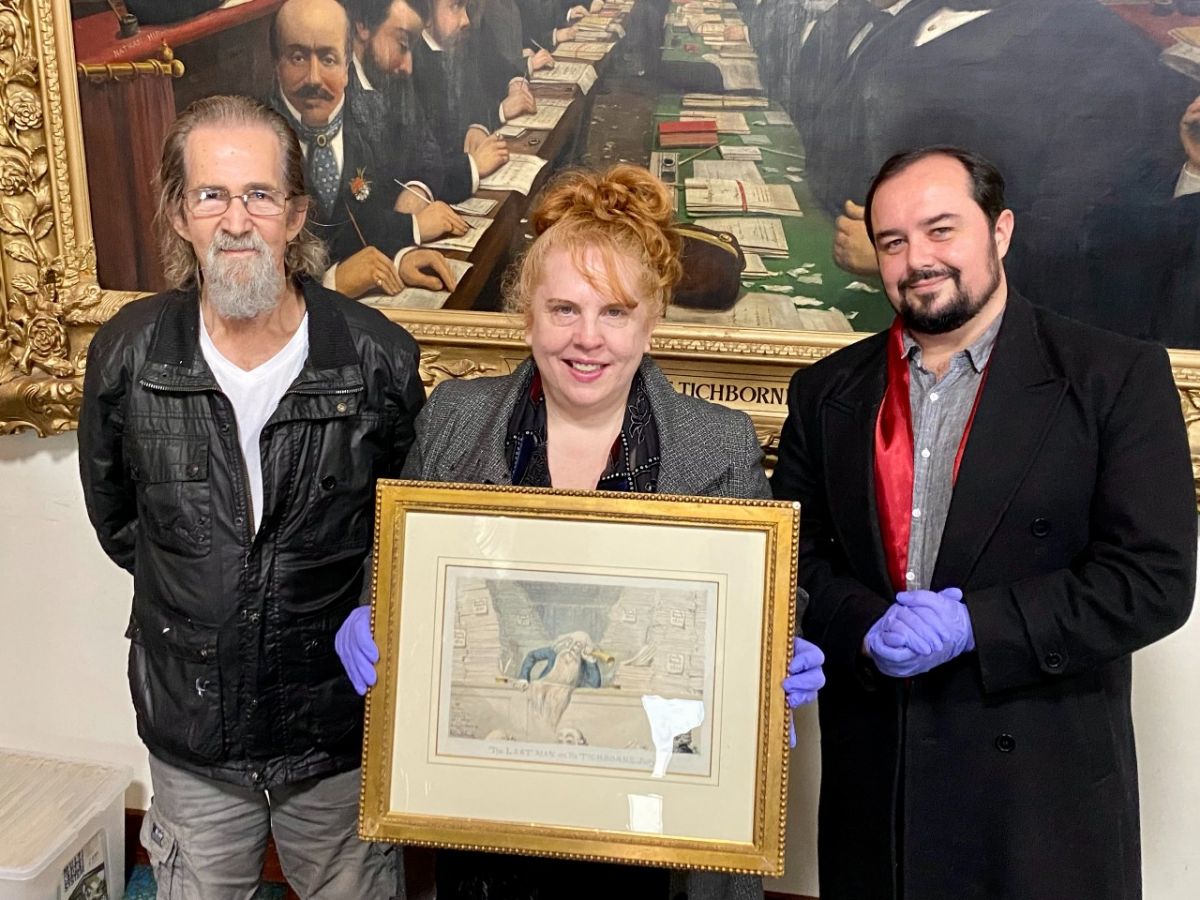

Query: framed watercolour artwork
left=359, top=481, right=800, bottom=874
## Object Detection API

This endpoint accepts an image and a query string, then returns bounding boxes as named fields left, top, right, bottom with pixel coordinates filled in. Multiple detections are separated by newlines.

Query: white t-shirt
left=199, top=313, right=310, bottom=533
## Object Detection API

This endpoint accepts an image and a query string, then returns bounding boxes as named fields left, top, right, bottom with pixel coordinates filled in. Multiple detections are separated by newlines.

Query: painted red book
left=659, top=119, right=718, bottom=135
left=658, top=119, right=719, bottom=148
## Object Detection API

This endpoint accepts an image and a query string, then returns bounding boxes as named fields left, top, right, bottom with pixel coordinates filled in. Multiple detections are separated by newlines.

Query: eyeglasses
left=183, top=187, right=294, bottom=218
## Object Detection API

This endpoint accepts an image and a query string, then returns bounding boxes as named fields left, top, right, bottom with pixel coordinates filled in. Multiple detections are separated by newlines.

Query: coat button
left=995, top=733, right=1016, bottom=753
left=1045, top=651, right=1064, bottom=670
left=321, top=475, right=337, bottom=490
left=336, top=402, right=348, bottom=413
left=1030, top=517, right=1051, bottom=537
left=187, top=463, right=200, bottom=477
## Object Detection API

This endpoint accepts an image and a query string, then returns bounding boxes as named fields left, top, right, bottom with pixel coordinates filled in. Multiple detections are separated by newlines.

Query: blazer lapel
left=446, top=361, right=536, bottom=486
left=822, top=344, right=893, bottom=596
left=645, top=358, right=711, bottom=495
left=933, top=295, right=1068, bottom=587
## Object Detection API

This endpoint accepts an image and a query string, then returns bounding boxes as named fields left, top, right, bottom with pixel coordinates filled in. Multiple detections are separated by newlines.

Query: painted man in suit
left=270, top=0, right=465, bottom=298
left=345, top=0, right=492, bottom=203
left=411, top=0, right=531, bottom=183
left=771, top=146, right=1196, bottom=900
left=800, top=0, right=1198, bottom=345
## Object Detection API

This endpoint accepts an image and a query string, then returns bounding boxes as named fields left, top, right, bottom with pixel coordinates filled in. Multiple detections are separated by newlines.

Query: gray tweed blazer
left=401, top=355, right=768, bottom=900
left=401, top=355, right=770, bottom=501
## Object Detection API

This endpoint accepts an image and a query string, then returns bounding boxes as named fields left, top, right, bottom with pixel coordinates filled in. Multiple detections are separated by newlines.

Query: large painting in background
left=4, top=0, right=1200, bottom=464
left=67, top=0, right=1200, bottom=342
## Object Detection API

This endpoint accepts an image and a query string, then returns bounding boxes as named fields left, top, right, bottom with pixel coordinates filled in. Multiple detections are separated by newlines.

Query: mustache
left=212, top=231, right=267, bottom=253
left=900, top=266, right=959, bottom=291
left=295, top=83, right=335, bottom=101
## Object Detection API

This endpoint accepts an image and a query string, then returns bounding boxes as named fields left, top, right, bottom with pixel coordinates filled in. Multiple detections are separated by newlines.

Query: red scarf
left=873, top=318, right=987, bottom=592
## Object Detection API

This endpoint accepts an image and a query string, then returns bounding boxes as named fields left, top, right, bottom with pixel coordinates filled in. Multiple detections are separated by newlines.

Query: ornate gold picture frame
left=359, top=481, right=798, bottom=874
left=5, top=0, right=1200, bottom=506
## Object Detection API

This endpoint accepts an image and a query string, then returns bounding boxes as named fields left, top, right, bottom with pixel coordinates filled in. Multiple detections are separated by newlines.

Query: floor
left=124, top=864, right=289, bottom=899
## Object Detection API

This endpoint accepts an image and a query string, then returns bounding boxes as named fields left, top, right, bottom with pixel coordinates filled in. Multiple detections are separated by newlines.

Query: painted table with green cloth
left=652, top=91, right=892, bottom=334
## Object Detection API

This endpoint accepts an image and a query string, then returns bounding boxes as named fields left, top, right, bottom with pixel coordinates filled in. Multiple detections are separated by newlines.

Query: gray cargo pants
left=140, top=755, right=402, bottom=899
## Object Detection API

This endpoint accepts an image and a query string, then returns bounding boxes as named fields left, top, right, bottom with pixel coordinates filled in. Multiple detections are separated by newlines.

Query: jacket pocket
left=127, top=605, right=225, bottom=762
left=298, top=411, right=378, bottom=553
left=127, top=436, right=212, bottom=558
left=287, top=603, right=363, bottom=749
left=139, top=807, right=181, bottom=900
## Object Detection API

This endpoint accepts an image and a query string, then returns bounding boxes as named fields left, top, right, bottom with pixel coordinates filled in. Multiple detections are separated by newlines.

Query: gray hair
left=154, top=94, right=327, bottom=288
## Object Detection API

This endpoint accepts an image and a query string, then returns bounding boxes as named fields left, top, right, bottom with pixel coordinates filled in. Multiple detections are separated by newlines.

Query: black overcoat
left=771, top=295, right=1196, bottom=900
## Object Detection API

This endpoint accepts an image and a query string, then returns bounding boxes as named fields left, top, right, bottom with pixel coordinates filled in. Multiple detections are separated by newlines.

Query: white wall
left=1, top=430, right=1195, bottom=897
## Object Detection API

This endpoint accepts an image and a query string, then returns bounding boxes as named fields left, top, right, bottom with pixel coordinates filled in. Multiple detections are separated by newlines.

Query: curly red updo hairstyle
left=503, top=164, right=683, bottom=322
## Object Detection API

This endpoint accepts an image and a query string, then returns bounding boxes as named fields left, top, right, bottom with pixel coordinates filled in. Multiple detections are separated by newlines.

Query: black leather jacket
left=79, top=281, right=424, bottom=788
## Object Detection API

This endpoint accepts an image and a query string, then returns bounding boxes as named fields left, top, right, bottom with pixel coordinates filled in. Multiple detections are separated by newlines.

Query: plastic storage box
left=0, top=750, right=131, bottom=899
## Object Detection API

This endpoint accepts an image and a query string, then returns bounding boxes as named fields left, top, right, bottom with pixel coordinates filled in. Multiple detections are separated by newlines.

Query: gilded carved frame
left=5, top=0, right=1200, bottom=499
left=360, top=481, right=798, bottom=873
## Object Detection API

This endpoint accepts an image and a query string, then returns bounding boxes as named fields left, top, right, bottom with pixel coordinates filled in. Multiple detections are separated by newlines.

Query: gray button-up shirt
left=902, top=312, right=1003, bottom=590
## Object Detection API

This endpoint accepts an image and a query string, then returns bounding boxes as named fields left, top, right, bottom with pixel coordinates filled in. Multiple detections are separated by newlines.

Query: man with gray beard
left=78, top=94, right=425, bottom=898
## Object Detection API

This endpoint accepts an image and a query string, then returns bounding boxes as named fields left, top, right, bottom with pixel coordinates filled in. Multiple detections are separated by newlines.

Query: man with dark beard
left=346, top=0, right=478, bottom=202
left=411, top=0, right=532, bottom=183
left=770, top=146, right=1196, bottom=900
left=78, top=94, right=425, bottom=898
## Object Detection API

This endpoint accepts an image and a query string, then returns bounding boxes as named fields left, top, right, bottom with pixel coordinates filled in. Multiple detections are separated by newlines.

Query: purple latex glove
left=783, top=637, right=825, bottom=748
left=866, top=588, right=973, bottom=678
left=335, top=606, right=379, bottom=696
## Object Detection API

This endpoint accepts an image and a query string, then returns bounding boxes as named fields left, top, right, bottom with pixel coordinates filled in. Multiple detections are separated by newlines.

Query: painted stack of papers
left=478, top=153, right=549, bottom=195
left=681, top=110, right=750, bottom=134
left=666, top=293, right=853, bottom=331
left=681, top=93, right=769, bottom=110
left=553, top=40, right=614, bottom=62
left=684, top=12, right=723, bottom=33
left=719, top=145, right=762, bottom=161
left=740, top=252, right=770, bottom=277
left=505, top=103, right=570, bottom=131
left=701, top=54, right=764, bottom=93
left=531, top=61, right=598, bottom=94
left=700, top=216, right=791, bottom=257
left=452, top=197, right=498, bottom=215
left=693, top=159, right=764, bottom=184
left=684, top=179, right=802, bottom=218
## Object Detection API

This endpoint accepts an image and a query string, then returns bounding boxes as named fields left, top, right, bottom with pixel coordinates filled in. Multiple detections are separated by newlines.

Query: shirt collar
left=280, top=90, right=346, bottom=133
left=351, top=53, right=374, bottom=92
left=901, top=309, right=1005, bottom=374
left=423, top=29, right=444, bottom=52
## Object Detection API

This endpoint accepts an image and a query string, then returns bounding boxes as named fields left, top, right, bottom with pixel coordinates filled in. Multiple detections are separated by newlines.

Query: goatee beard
left=202, top=230, right=284, bottom=320
left=897, top=252, right=1000, bottom=336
